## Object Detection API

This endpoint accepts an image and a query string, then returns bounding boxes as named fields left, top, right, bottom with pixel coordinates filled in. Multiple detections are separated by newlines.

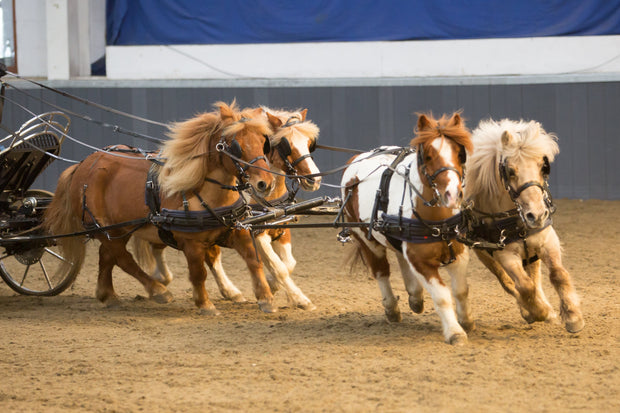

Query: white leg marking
left=444, top=248, right=475, bottom=331
left=396, top=253, right=424, bottom=313
left=403, top=243, right=467, bottom=344
left=153, top=248, right=174, bottom=285
left=256, top=235, right=314, bottom=310
left=377, top=275, right=401, bottom=322
left=272, top=240, right=296, bottom=274
left=207, top=251, right=245, bottom=302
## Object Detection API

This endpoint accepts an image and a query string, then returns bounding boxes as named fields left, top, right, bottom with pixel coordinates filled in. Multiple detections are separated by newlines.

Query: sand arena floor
left=0, top=199, right=618, bottom=412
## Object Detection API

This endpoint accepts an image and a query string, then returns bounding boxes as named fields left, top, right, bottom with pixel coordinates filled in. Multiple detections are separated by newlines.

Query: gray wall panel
left=3, top=81, right=619, bottom=199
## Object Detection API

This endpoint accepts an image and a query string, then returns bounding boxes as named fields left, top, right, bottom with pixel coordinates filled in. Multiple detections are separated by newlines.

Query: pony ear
left=501, top=131, right=513, bottom=148
left=417, top=114, right=432, bottom=131
left=266, top=112, right=283, bottom=129
left=218, top=102, right=235, bottom=121
left=451, top=112, right=463, bottom=126
left=300, top=109, right=308, bottom=121
left=249, top=107, right=263, bottom=117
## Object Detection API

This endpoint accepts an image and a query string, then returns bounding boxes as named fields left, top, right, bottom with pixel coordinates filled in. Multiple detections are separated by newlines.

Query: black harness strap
left=368, top=148, right=412, bottom=240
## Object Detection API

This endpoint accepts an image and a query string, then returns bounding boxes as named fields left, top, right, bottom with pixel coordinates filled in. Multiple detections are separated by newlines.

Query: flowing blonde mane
left=158, top=101, right=272, bottom=196
left=465, top=118, right=559, bottom=207
left=262, top=107, right=320, bottom=146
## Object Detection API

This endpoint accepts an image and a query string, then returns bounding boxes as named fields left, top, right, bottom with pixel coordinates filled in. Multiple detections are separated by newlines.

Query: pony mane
left=158, top=101, right=271, bottom=196
left=263, top=107, right=319, bottom=145
left=465, top=118, right=559, bottom=205
left=410, top=112, right=473, bottom=154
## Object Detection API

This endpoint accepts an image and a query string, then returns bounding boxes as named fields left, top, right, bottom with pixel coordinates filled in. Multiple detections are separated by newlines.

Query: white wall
left=106, top=35, right=620, bottom=80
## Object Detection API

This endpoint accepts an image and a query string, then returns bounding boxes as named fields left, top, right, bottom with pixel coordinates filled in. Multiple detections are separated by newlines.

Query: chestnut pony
left=341, top=113, right=474, bottom=345
left=134, top=108, right=321, bottom=311
left=464, top=119, right=584, bottom=333
left=44, top=102, right=276, bottom=314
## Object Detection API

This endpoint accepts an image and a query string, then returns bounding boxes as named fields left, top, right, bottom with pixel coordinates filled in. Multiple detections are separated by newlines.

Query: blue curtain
left=107, top=0, right=620, bottom=45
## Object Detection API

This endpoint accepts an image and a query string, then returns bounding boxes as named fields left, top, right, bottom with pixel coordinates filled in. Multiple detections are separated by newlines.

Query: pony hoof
left=297, top=302, right=317, bottom=311
left=151, top=291, right=174, bottom=304
left=565, top=317, right=585, bottom=333
left=447, top=333, right=468, bottom=346
left=230, top=294, right=247, bottom=303
left=199, top=307, right=220, bottom=316
left=385, top=309, right=402, bottom=323
left=408, top=296, right=424, bottom=314
left=459, top=320, right=476, bottom=332
left=258, top=301, right=277, bottom=313
left=103, top=297, right=122, bottom=309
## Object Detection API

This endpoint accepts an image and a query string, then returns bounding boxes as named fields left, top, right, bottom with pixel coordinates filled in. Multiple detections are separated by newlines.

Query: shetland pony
left=44, top=101, right=277, bottom=314
left=464, top=119, right=584, bottom=332
left=341, top=113, right=474, bottom=345
left=134, top=108, right=321, bottom=310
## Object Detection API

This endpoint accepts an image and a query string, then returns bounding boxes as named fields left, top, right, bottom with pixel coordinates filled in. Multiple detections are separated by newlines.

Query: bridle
left=416, top=142, right=466, bottom=206
left=498, top=155, right=556, bottom=218
left=272, top=116, right=317, bottom=179
left=215, top=117, right=271, bottom=183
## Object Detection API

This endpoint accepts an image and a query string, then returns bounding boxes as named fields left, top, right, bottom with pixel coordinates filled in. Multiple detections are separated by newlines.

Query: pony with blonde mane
left=44, top=101, right=277, bottom=313
left=134, top=107, right=322, bottom=310
left=342, top=112, right=474, bottom=345
left=465, top=118, right=584, bottom=333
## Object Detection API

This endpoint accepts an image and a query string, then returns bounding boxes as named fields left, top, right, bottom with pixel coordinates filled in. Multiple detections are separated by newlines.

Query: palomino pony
left=341, top=112, right=474, bottom=345
left=134, top=107, right=321, bottom=310
left=464, top=119, right=584, bottom=333
left=44, top=101, right=277, bottom=314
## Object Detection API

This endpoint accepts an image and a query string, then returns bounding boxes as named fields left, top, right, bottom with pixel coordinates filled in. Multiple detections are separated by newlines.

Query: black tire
left=0, top=189, right=79, bottom=296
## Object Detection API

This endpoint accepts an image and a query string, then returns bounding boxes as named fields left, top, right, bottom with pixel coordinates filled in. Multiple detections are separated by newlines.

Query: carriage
left=0, top=109, right=80, bottom=295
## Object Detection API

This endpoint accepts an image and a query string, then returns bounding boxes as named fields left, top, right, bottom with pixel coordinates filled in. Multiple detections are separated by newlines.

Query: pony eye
left=507, top=168, right=516, bottom=178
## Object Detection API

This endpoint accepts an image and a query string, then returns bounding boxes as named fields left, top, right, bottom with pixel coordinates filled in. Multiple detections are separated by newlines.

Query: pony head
left=497, top=121, right=558, bottom=228
left=411, top=112, right=472, bottom=209
left=159, top=101, right=274, bottom=197
left=217, top=103, right=275, bottom=196
left=264, top=108, right=321, bottom=191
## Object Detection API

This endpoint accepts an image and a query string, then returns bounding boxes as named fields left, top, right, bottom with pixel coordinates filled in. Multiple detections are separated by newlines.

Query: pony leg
left=396, top=253, right=424, bottom=314
left=255, top=233, right=315, bottom=311
left=443, top=248, right=475, bottom=332
left=495, top=251, right=553, bottom=323
left=474, top=249, right=533, bottom=322
left=97, top=239, right=173, bottom=304
left=204, top=246, right=246, bottom=303
left=541, top=231, right=584, bottom=333
left=230, top=231, right=276, bottom=313
left=151, top=245, right=174, bottom=285
left=526, top=259, right=559, bottom=323
left=352, top=232, right=401, bottom=322
left=403, top=243, right=467, bottom=345
left=180, top=241, right=219, bottom=315
left=96, top=243, right=120, bottom=306
left=269, top=230, right=298, bottom=293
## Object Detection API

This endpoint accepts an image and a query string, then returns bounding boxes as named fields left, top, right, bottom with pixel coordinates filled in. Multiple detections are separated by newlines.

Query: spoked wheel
left=0, top=189, right=79, bottom=296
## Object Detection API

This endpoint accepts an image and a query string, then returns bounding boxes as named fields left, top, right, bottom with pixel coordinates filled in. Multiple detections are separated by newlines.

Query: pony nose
left=525, top=210, right=548, bottom=228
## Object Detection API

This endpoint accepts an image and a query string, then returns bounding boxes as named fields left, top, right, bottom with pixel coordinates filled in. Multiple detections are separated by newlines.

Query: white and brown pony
left=44, top=101, right=277, bottom=314
left=134, top=108, right=321, bottom=310
left=464, top=119, right=584, bottom=333
left=341, top=112, right=474, bottom=345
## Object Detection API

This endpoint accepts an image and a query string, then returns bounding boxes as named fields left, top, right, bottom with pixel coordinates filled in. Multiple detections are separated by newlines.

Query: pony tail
left=42, top=164, right=85, bottom=279
left=130, top=237, right=157, bottom=275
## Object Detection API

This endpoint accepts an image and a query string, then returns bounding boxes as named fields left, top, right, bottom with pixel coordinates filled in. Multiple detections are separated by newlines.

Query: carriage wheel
left=0, top=189, right=80, bottom=296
